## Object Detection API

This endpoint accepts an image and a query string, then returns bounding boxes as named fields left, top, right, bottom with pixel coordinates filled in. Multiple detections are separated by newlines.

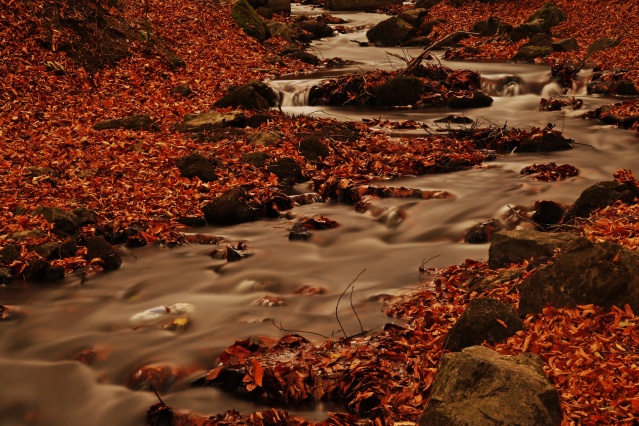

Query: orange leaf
left=250, top=359, right=264, bottom=387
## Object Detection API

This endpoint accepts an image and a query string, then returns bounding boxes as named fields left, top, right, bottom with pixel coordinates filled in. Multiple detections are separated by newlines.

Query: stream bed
left=1, top=5, right=638, bottom=426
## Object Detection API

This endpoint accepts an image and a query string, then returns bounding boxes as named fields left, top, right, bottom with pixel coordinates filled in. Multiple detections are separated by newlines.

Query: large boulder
left=366, top=17, right=415, bottom=47
left=488, top=230, right=578, bottom=269
left=214, top=81, right=278, bottom=111
left=247, top=130, right=283, bottom=147
left=266, top=157, right=307, bottom=185
left=525, top=1, right=566, bottom=28
left=585, top=38, right=620, bottom=60
left=565, top=181, right=639, bottom=219
left=86, top=236, right=122, bottom=270
left=202, top=187, right=262, bottom=226
left=371, top=76, right=425, bottom=106
left=298, top=136, right=330, bottom=161
left=175, top=153, right=218, bottom=182
left=518, top=237, right=639, bottom=314
left=296, top=19, right=333, bottom=40
left=34, top=206, right=79, bottom=234
left=518, top=130, right=572, bottom=152
left=417, top=346, right=562, bottom=426
left=552, top=37, right=578, bottom=52
left=399, top=8, right=429, bottom=26
left=472, top=17, right=512, bottom=37
left=509, top=19, right=550, bottom=43
left=175, top=111, right=245, bottom=133
left=447, top=91, right=493, bottom=109
left=326, top=0, right=402, bottom=11
left=444, top=298, right=523, bottom=351
left=231, top=0, right=271, bottom=43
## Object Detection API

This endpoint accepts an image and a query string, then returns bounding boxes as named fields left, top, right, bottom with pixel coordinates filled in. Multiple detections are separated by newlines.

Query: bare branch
left=336, top=269, right=366, bottom=337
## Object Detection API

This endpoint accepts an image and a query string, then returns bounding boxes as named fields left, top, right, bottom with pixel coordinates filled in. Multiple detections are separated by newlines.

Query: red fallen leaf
left=249, top=359, right=264, bottom=387
left=496, top=318, right=508, bottom=328
left=302, top=216, right=339, bottom=230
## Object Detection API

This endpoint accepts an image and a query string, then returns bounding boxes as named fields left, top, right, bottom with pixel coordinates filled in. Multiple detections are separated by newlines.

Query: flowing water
left=2, top=5, right=638, bottom=426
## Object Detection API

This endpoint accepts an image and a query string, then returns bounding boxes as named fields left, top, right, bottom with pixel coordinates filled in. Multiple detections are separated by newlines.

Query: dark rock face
left=175, top=111, right=245, bottom=133
left=399, top=8, right=429, bottom=26
left=247, top=130, right=283, bottom=147
left=289, top=222, right=312, bottom=240
left=175, top=153, right=218, bottom=182
left=24, top=259, right=66, bottom=281
left=531, top=200, right=565, bottom=229
left=299, top=137, right=330, bottom=161
left=565, top=181, right=639, bottom=219
left=447, top=91, right=493, bottom=109
left=34, top=206, right=79, bottom=234
left=202, top=187, right=262, bottom=226
left=93, top=114, right=159, bottom=131
left=72, top=207, right=99, bottom=227
left=243, top=152, right=271, bottom=167
left=86, top=236, right=123, bottom=270
left=488, top=230, right=578, bottom=269
left=283, top=50, right=320, bottom=65
left=472, top=17, right=511, bottom=36
left=615, top=80, right=639, bottom=96
left=371, top=76, right=425, bottom=106
left=0, top=244, right=21, bottom=265
left=552, top=37, right=578, bottom=52
left=417, top=346, right=562, bottom=426
left=214, top=82, right=278, bottom=111
left=231, top=0, right=271, bottom=43
left=518, top=131, right=572, bottom=152
left=509, top=20, right=550, bottom=43
left=526, top=1, right=567, bottom=28
left=170, top=84, right=193, bottom=97
left=366, top=17, right=415, bottom=47
left=585, top=38, right=620, bottom=59
left=464, top=219, right=502, bottom=244
left=266, top=157, right=307, bottom=185
left=444, top=298, right=523, bottom=352
left=0, top=268, right=11, bottom=284
left=296, top=19, right=333, bottom=39
left=32, top=241, right=77, bottom=260
left=518, top=238, right=639, bottom=314
left=176, top=216, right=207, bottom=228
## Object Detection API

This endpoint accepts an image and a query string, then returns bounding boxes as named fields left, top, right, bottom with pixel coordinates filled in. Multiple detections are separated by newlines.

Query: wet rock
left=266, top=157, right=307, bottom=185
left=176, top=111, right=245, bottom=133
left=512, top=44, right=554, bottom=62
left=289, top=222, right=312, bottom=240
left=93, top=114, right=159, bottom=131
left=464, top=219, right=503, bottom=244
left=11, top=230, right=45, bottom=241
left=446, top=91, right=493, bottom=109
left=0, top=244, right=21, bottom=265
left=488, top=230, right=578, bottom=269
left=32, top=241, right=77, bottom=260
left=614, top=80, right=639, bottom=97
left=202, top=187, right=262, bottom=226
left=245, top=113, right=273, bottom=128
left=176, top=215, right=207, bottom=228
left=0, top=268, right=12, bottom=285
left=526, top=1, right=566, bottom=28
left=231, top=0, right=271, bottom=43
left=175, top=153, right=218, bottom=182
left=565, top=180, right=639, bottom=219
left=299, top=136, right=330, bottom=161
left=86, top=236, right=123, bottom=270
left=472, top=17, right=512, bottom=36
left=469, top=267, right=525, bottom=293
left=435, top=114, right=474, bottom=124
left=267, top=0, right=291, bottom=12
left=247, top=130, right=283, bottom=147
left=283, top=50, right=320, bottom=65
left=417, top=346, right=562, bottom=426
left=72, top=207, right=99, bottom=227
left=34, top=206, right=79, bottom=234
left=170, top=84, right=193, bottom=97
left=371, top=76, right=425, bottom=107
left=552, top=37, right=578, bottom=52
left=518, top=130, right=572, bottom=152
left=296, top=19, right=333, bottom=39
left=444, top=298, right=523, bottom=351
left=366, top=17, right=415, bottom=47
left=24, top=259, right=65, bottom=281
left=585, top=38, right=620, bottom=60
left=398, top=8, right=429, bottom=26
left=214, top=82, right=278, bottom=111
left=518, top=238, right=639, bottom=314
left=531, top=200, right=565, bottom=229
left=430, top=31, right=472, bottom=49
left=267, top=21, right=304, bottom=43
left=255, top=6, right=273, bottom=19
left=509, top=19, right=550, bottom=43
left=243, top=152, right=271, bottom=167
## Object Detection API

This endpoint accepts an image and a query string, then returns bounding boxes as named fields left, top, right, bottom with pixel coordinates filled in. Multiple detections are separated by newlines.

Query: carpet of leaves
left=427, top=0, right=639, bottom=84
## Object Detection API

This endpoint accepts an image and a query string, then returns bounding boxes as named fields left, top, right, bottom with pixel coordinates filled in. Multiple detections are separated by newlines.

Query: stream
left=1, top=5, right=638, bottom=426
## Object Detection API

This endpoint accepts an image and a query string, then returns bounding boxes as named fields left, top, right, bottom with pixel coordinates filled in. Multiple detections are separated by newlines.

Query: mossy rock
left=175, top=153, right=218, bottom=182
left=202, top=187, right=262, bottom=225
left=266, top=157, right=307, bottom=185
left=526, top=1, right=566, bottom=28
left=244, top=152, right=271, bottom=167
left=512, top=45, right=553, bottom=62
left=231, top=0, right=271, bottom=43
left=299, top=137, right=330, bottom=161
